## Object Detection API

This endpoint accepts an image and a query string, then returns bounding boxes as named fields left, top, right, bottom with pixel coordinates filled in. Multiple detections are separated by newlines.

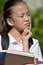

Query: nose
left=24, top=14, right=29, bottom=21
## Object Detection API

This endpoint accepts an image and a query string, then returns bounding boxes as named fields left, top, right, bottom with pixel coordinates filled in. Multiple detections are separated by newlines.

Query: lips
left=24, top=22, right=30, bottom=26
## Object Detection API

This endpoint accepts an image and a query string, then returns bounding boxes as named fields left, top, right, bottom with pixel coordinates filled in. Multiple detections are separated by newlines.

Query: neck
left=9, top=28, right=22, bottom=42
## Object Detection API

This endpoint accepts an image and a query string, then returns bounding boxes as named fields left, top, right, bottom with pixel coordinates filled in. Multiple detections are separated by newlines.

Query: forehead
left=11, top=2, right=29, bottom=14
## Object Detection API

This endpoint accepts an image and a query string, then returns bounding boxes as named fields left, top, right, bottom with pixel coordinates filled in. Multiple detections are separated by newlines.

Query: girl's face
left=8, top=2, right=32, bottom=32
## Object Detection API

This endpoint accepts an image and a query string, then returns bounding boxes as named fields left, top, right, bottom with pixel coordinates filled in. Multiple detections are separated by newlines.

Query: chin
left=26, top=27, right=31, bottom=30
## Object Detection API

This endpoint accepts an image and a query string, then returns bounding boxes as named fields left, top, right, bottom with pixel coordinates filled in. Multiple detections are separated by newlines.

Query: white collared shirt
left=0, top=34, right=43, bottom=65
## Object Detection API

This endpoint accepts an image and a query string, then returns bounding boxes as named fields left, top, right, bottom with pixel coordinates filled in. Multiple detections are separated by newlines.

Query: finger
left=26, top=31, right=32, bottom=39
left=24, top=29, right=32, bottom=38
left=34, top=58, right=37, bottom=65
left=22, top=28, right=31, bottom=36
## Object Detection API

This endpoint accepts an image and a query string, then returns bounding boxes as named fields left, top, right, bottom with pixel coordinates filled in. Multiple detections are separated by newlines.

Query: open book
left=5, top=50, right=34, bottom=65
left=0, top=50, right=43, bottom=65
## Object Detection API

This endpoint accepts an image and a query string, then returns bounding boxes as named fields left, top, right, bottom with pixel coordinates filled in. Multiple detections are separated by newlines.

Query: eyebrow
left=20, top=10, right=30, bottom=14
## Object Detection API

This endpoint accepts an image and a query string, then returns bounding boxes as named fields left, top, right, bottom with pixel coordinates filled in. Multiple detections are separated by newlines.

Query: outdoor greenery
left=0, top=0, right=43, bottom=56
left=0, top=0, right=6, bottom=15
left=31, top=8, right=43, bottom=56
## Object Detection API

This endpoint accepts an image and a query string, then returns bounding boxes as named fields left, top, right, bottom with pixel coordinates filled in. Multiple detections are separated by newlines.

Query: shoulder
left=32, top=38, right=39, bottom=45
left=31, top=38, right=40, bottom=48
left=32, top=38, right=38, bottom=42
left=29, top=38, right=40, bottom=51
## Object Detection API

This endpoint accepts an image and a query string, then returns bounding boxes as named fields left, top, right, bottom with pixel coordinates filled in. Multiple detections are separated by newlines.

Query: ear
left=7, top=18, right=14, bottom=26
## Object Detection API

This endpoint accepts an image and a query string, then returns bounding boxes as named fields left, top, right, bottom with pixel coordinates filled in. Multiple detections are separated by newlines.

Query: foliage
left=0, top=0, right=6, bottom=15
left=31, top=8, right=43, bottom=56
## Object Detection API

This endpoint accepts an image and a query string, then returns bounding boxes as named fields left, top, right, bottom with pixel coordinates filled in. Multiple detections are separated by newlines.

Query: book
left=5, top=51, right=34, bottom=65
left=0, top=50, right=43, bottom=65
left=0, top=51, right=6, bottom=65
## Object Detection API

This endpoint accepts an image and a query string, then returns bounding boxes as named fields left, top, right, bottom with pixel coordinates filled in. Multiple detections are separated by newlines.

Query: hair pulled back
left=0, top=0, right=26, bottom=33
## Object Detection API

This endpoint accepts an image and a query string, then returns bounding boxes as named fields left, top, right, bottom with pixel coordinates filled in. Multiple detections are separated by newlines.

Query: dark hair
left=0, top=0, right=26, bottom=33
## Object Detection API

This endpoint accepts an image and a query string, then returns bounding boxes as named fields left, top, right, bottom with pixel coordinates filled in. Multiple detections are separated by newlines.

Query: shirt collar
left=8, top=33, right=22, bottom=45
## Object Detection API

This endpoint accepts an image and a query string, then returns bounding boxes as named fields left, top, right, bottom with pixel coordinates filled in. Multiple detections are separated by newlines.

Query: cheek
left=13, top=18, right=26, bottom=31
left=17, top=21, right=24, bottom=29
left=13, top=20, right=24, bottom=29
left=15, top=19, right=23, bottom=25
left=14, top=18, right=24, bottom=27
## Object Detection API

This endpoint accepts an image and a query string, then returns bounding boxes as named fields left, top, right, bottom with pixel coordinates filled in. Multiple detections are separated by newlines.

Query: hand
left=34, top=58, right=37, bottom=65
left=22, top=28, right=32, bottom=52
left=22, top=28, right=32, bottom=44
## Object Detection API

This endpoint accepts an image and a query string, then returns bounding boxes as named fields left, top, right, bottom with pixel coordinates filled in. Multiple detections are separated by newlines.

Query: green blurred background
left=0, top=0, right=43, bottom=56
